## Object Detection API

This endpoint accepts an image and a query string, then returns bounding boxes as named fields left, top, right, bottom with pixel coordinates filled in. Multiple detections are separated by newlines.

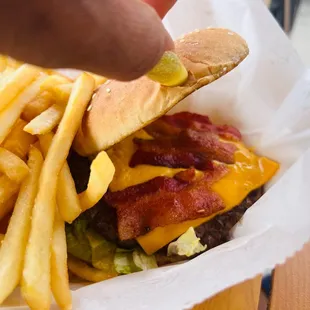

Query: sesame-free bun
left=74, top=28, right=249, bottom=156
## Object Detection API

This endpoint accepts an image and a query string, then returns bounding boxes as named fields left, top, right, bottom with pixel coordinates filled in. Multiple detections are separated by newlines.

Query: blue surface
left=262, top=273, right=272, bottom=297
left=270, top=0, right=301, bottom=31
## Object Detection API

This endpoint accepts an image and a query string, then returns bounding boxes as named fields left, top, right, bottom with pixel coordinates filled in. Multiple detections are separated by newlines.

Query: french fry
left=40, top=74, right=73, bottom=104
left=21, top=91, right=55, bottom=122
left=46, top=70, right=74, bottom=81
left=2, top=119, right=36, bottom=159
left=0, top=209, right=12, bottom=234
left=87, top=73, right=107, bottom=88
left=24, top=104, right=64, bottom=135
left=6, top=57, right=21, bottom=69
left=56, top=165, right=81, bottom=223
left=57, top=83, right=73, bottom=95
left=0, top=195, right=17, bottom=222
left=0, top=175, right=19, bottom=206
left=39, top=133, right=81, bottom=223
left=40, top=74, right=71, bottom=90
left=51, top=209, right=72, bottom=310
left=0, top=234, right=4, bottom=243
left=0, top=55, right=20, bottom=71
left=0, top=147, right=29, bottom=182
left=0, top=146, right=43, bottom=304
left=68, top=255, right=117, bottom=283
left=49, top=83, right=73, bottom=104
left=79, top=151, right=115, bottom=211
left=0, top=67, right=16, bottom=85
left=22, top=73, right=95, bottom=310
left=33, top=141, right=41, bottom=150
left=0, top=75, right=47, bottom=144
left=0, top=64, right=40, bottom=113
left=40, top=75, right=72, bottom=101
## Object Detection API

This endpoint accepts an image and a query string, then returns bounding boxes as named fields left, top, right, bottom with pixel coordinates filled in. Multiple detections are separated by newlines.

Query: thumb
left=0, top=0, right=174, bottom=80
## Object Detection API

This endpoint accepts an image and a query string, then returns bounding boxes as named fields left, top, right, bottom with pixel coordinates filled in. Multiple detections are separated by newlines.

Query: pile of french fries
left=0, top=55, right=115, bottom=309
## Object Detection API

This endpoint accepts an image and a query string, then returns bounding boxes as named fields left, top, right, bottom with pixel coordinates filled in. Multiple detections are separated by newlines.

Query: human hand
left=0, top=0, right=176, bottom=80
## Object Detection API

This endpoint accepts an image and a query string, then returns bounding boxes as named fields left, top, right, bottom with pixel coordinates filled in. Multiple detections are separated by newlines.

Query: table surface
left=193, top=241, right=310, bottom=310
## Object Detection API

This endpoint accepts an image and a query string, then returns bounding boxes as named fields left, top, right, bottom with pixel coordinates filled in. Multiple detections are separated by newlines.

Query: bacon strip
left=105, top=166, right=228, bottom=240
left=161, top=112, right=242, bottom=141
left=104, top=112, right=243, bottom=240
left=105, top=169, right=196, bottom=205
left=145, top=112, right=241, bottom=141
left=131, top=129, right=236, bottom=168
left=130, top=150, right=213, bottom=170
left=144, top=119, right=181, bottom=138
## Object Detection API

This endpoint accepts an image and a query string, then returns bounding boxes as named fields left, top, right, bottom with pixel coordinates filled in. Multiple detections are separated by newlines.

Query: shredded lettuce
left=65, top=222, right=92, bottom=263
left=114, top=249, right=138, bottom=275
left=72, top=215, right=89, bottom=242
left=132, top=249, right=158, bottom=271
left=86, top=229, right=116, bottom=271
left=66, top=216, right=158, bottom=276
left=167, top=227, right=207, bottom=257
left=114, top=248, right=158, bottom=274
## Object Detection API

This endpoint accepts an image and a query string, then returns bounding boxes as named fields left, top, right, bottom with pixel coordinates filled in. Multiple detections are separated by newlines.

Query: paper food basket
left=3, top=0, right=310, bottom=309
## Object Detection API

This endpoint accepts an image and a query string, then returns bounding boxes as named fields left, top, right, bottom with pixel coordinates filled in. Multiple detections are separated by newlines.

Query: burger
left=65, top=28, right=279, bottom=279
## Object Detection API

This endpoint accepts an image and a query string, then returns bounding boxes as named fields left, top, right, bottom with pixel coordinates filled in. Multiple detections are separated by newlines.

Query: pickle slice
left=147, top=51, right=188, bottom=87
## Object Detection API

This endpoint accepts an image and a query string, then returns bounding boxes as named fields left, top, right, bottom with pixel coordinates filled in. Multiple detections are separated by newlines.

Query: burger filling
left=66, top=112, right=279, bottom=276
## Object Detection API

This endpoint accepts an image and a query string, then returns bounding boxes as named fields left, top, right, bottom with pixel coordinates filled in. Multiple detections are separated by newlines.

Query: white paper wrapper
left=3, top=0, right=310, bottom=309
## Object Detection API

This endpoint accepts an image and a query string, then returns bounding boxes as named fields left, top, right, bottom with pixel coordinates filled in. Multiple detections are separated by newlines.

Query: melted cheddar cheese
left=107, top=130, right=184, bottom=192
left=107, top=130, right=279, bottom=255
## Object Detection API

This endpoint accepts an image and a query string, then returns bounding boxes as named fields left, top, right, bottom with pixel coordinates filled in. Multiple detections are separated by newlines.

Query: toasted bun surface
left=74, top=28, right=249, bottom=156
